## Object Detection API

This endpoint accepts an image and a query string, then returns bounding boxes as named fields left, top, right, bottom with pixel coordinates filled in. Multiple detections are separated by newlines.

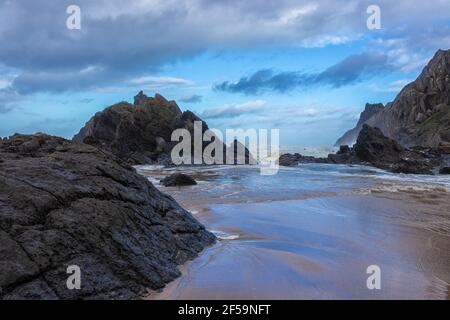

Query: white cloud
left=202, top=100, right=266, bottom=118
left=369, top=78, right=413, bottom=93
left=128, top=76, right=193, bottom=86
left=387, top=79, right=412, bottom=92
left=0, top=78, right=12, bottom=89
left=275, top=4, right=319, bottom=26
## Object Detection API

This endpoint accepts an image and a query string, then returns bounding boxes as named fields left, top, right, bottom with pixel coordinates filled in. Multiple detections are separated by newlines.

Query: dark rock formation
left=278, top=153, right=328, bottom=166
left=0, top=133, right=215, bottom=299
left=73, top=92, right=254, bottom=166
left=353, top=125, right=440, bottom=174
left=354, top=124, right=405, bottom=164
left=327, top=146, right=360, bottom=165
left=73, top=92, right=184, bottom=165
left=335, top=103, right=384, bottom=147
left=438, top=142, right=450, bottom=154
left=280, top=125, right=444, bottom=174
left=160, top=173, right=197, bottom=187
left=440, top=167, right=450, bottom=174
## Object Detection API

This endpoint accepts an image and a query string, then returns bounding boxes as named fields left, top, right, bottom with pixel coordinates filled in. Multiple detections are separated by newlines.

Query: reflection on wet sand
left=137, top=164, right=450, bottom=300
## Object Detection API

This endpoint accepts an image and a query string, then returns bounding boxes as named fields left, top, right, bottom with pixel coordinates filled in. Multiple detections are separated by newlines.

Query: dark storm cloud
left=0, top=0, right=449, bottom=94
left=215, top=70, right=302, bottom=94
left=215, top=52, right=391, bottom=94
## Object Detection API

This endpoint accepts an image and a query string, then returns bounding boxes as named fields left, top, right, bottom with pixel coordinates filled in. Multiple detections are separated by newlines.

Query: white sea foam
left=211, top=230, right=240, bottom=240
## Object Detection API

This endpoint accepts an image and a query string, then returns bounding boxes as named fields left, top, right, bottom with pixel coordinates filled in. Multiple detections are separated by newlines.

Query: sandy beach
left=138, top=164, right=450, bottom=300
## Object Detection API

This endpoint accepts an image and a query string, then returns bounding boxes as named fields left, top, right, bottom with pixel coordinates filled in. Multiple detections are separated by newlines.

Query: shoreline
left=140, top=165, right=450, bottom=300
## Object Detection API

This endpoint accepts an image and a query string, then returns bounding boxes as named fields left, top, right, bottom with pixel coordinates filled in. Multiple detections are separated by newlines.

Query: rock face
left=73, top=92, right=185, bottom=165
left=0, top=133, right=215, bottom=299
left=160, top=173, right=197, bottom=187
left=335, top=103, right=384, bottom=147
left=353, top=124, right=405, bottom=164
left=353, top=125, right=440, bottom=174
left=336, top=49, right=450, bottom=148
left=73, top=92, right=254, bottom=166
left=440, top=167, right=450, bottom=174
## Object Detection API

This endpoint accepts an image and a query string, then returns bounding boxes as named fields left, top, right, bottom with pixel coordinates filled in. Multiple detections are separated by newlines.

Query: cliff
left=336, top=49, right=450, bottom=148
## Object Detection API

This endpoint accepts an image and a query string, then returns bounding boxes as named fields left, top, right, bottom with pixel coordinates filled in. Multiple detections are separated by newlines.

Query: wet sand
left=138, top=165, right=450, bottom=299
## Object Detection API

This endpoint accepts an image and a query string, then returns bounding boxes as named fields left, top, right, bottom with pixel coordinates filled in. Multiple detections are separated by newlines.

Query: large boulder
left=440, top=167, right=450, bottom=174
left=354, top=124, right=405, bottom=164
left=0, top=133, right=215, bottom=299
left=160, top=173, right=197, bottom=187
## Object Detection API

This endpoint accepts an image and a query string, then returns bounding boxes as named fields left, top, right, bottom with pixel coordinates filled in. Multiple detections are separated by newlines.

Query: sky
left=0, top=0, right=450, bottom=147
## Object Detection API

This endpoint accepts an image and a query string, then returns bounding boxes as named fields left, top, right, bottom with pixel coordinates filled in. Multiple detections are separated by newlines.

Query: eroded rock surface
left=0, top=133, right=215, bottom=299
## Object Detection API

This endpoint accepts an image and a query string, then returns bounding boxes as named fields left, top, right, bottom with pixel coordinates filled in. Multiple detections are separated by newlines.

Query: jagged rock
left=440, top=167, right=450, bottom=174
left=438, top=142, right=450, bottom=154
left=335, top=103, right=385, bottom=147
left=73, top=92, right=254, bottom=166
left=160, top=173, right=197, bottom=187
left=280, top=125, right=443, bottom=174
left=354, top=125, right=439, bottom=174
left=354, top=124, right=405, bottom=164
left=337, top=145, right=351, bottom=154
left=0, top=133, right=215, bottom=300
left=327, top=149, right=360, bottom=165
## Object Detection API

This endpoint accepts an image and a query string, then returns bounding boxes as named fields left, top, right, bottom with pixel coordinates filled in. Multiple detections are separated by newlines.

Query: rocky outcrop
left=327, top=145, right=360, bottom=165
left=160, top=173, right=197, bottom=187
left=353, top=125, right=441, bottom=174
left=278, top=153, right=328, bottom=166
left=335, top=103, right=384, bottom=147
left=353, top=124, right=405, bottom=164
left=280, top=125, right=444, bottom=174
left=440, top=167, right=450, bottom=174
left=0, top=133, right=215, bottom=299
left=73, top=92, right=254, bottom=166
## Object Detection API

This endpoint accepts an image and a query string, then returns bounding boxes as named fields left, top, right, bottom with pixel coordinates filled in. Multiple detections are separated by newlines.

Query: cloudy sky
left=1, top=0, right=449, bottom=146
